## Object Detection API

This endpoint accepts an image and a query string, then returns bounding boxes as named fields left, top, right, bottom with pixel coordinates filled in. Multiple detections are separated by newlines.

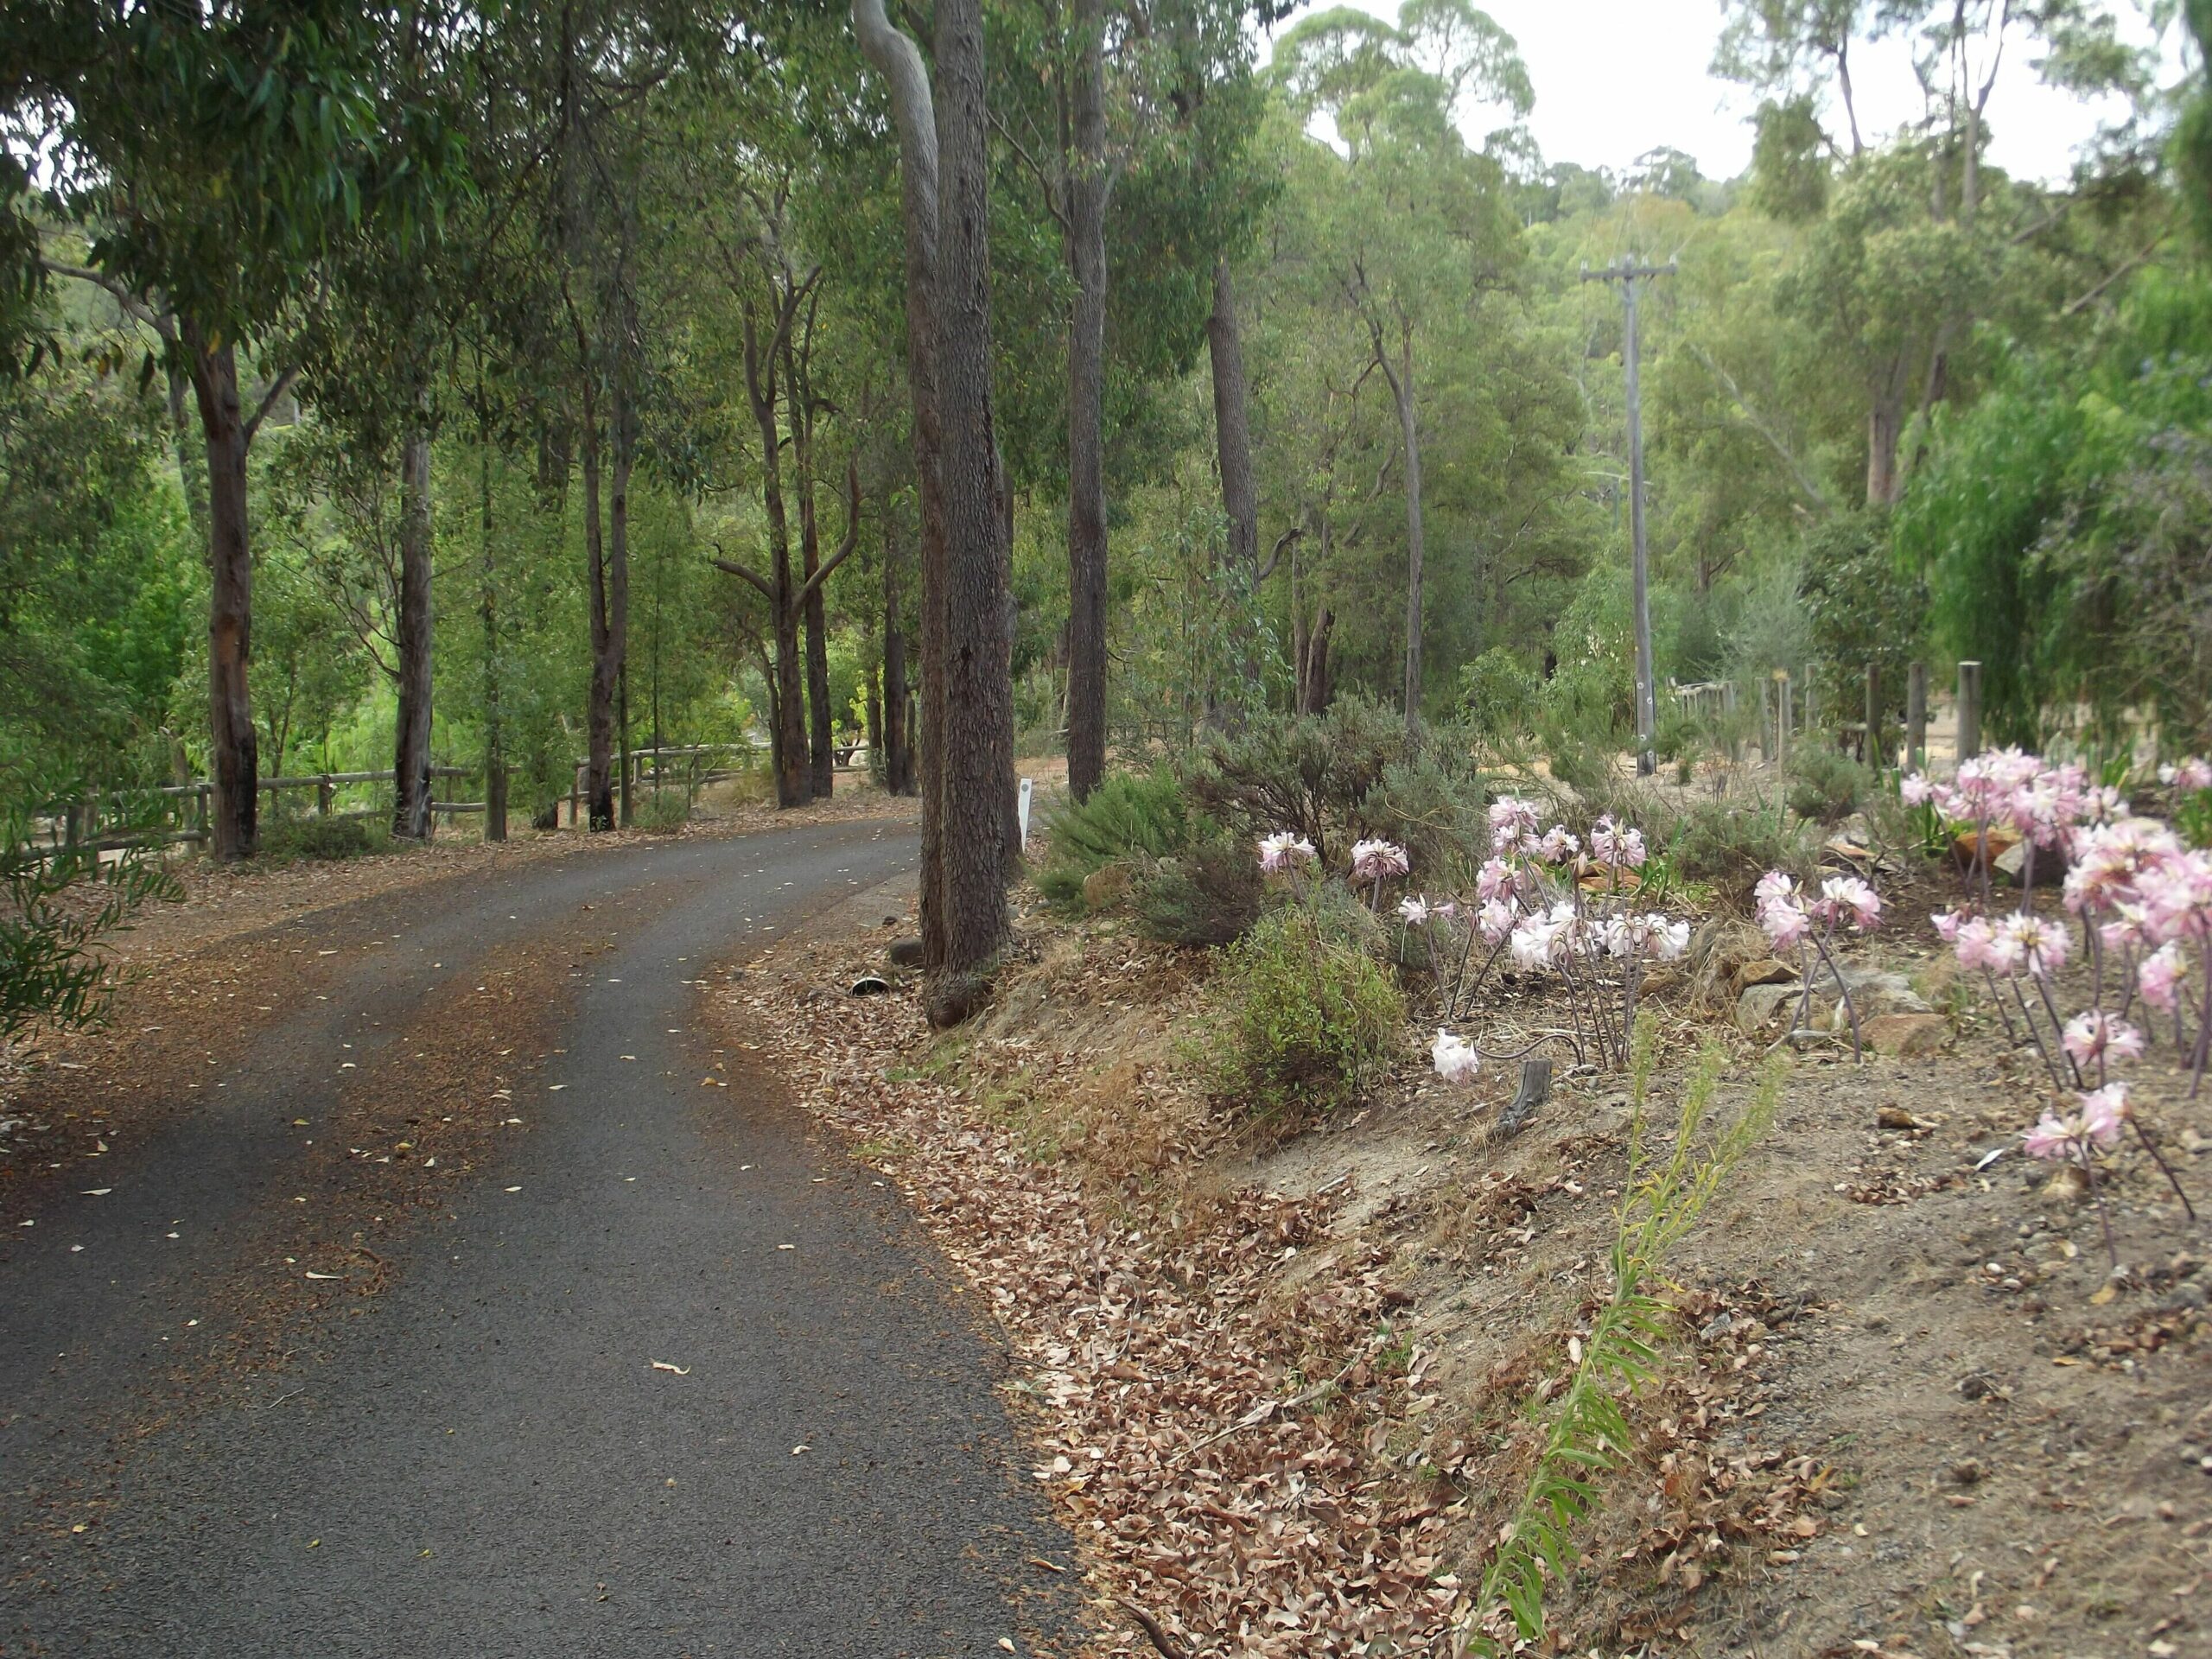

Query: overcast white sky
left=1266, top=0, right=2184, bottom=185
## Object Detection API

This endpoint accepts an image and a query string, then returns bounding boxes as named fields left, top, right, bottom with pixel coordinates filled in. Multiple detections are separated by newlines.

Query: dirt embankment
left=720, top=883, right=2209, bottom=1659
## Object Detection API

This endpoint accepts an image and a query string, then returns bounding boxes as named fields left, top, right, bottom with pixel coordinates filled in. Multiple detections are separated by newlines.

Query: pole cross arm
left=1580, top=258, right=1678, bottom=284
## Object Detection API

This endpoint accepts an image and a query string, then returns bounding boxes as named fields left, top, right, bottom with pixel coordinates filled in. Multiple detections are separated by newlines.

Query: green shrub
left=1134, top=840, right=1262, bottom=946
left=1784, top=747, right=1871, bottom=824
left=3, top=822, right=179, bottom=1043
left=1036, top=767, right=1190, bottom=908
left=258, top=816, right=389, bottom=862
left=1459, top=646, right=1540, bottom=737
left=636, top=791, right=692, bottom=833
left=2179, top=786, right=2212, bottom=850
left=1211, top=906, right=1403, bottom=1120
left=1667, top=793, right=1815, bottom=906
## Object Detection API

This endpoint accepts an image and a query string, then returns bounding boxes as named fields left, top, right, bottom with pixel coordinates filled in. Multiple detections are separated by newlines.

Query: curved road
left=2, top=821, right=1074, bottom=1657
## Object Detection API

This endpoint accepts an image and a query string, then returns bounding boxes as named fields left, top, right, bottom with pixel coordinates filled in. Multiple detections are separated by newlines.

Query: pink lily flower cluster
left=1908, top=745, right=2212, bottom=1101
left=1427, top=795, right=1692, bottom=1073
left=1902, top=747, right=2200, bottom=1271
left=1753, top=869, right=1883, bottom=1058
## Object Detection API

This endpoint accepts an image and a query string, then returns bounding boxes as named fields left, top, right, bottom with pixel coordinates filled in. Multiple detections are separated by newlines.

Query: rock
left=1737, top=965, right=1929, bottom=1037
left=1948, top=1459, right=1983, bottom=1486
left=1876, top=1103, right=1939, bottom=1131
left=1081, top=863, right=1132, bottom=911
left=2042, top=1162, right=2089, bottom=1203
left=1865, top=1014, right=1953, bottom=1059
left=1737, top=957, right=1800, bottom=990
left=1843, top=969, right=1933, bottom=1017
left=1952, top=824, right=2018, bottom=877
left=887, top=937, right=924, bottom=969
left=1737, top=982, right=1806, bottom=1034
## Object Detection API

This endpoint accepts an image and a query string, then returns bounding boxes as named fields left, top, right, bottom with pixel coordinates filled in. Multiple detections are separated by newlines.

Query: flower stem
left=2079, top=1142, right=2119, bottom=1275
left=2129, top=1118, right=2197, bottom=1221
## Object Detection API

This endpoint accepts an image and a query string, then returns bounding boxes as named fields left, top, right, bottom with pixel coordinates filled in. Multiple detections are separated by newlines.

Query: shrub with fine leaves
left=1210, top=906, right=1402, bottom=1120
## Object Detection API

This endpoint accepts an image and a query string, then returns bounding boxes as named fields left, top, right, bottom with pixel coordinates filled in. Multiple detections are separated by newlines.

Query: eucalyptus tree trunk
left=745, top=316, right=810, bottom=810
left=166, top=365, right=210, bottom=547
left=581, top=404, right=618, bottom=831
left=479, top=412, right=506, bottom=842
left=611, top=405, right=633, bottom=830
left=853, top=0, right=949, bottom=966
left=1063, top=0, right=1109, bottom=803
left=789, top=356, right=836, bottom=798
left=932, top=0, right=1016, bottom=999
left=1378, top=330, right=1426, bottom=731
left=392, top=423, right=435, bottom=840
left=882, top=512, right=915, bottom=795
left=1208, top=261, right=1258, bottom=586
left=1866, top=380, right=1905, bottom=508
left=184, top=321, right=257, bottom=861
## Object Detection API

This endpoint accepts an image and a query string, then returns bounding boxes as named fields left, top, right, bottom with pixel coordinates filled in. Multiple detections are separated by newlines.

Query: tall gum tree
left=855, top=0, right=1017, bottom=1013
left=11, top=3, right=464, bottom=859
left=1274, top=0, right=1531, bottom=728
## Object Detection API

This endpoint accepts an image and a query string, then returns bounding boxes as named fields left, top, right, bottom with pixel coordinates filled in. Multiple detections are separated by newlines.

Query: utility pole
left=1582, top=255, right=1674, bottom=776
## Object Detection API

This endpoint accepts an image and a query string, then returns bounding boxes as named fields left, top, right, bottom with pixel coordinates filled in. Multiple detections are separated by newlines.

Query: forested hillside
left=6, top=1, right=2205, bottom=880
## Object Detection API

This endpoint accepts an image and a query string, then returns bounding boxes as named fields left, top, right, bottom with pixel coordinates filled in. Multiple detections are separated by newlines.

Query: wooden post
left=1906, top=662, right=1927, bottom=771
left=1775, top=670, right=1792, bottom=761
left=569, top=764, right=582, bottom=831
left=318, top=773, right=334, bottom=817
left=1758, top=678, right=1771, bottom=763
left=1724, top=681, right=1742, bottom=766
left=1957, top=660, right=1982, bottom=762
left=1864, top=664, right=1882, bottom=767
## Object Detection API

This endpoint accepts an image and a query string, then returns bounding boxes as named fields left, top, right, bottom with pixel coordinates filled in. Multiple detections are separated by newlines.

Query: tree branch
left=1685, top=343, right=1831, bottom=513
left=797, top=456, right=863, bottom=604
left=709, top=540, right=776, bottom=602
left=988, top=107, right=1070, bottom=232
left=39, top=257, right=169, bottom=338
left=245, top=364, right=300, bottom=448
left=2062, top=232, right=2169, bottom=317
left=1254, top=524, right=1301, bottom=584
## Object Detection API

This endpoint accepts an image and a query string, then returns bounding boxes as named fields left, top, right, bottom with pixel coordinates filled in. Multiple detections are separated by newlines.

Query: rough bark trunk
left=798, top=442, right=835, bottom=799
left=185, top=321, right=257, bottom=861
left=1383, top=336, right=1426, bottom=731
left=1300, top=607, right=1335, bottom=716
left=864, top=654, right=883, bottom=766
left=882, top=514, right=915, bottom=795
left=1866, top=385, right=1904, bottom=508
left=853, top=0, right=949, bottom=965
left=1063, top=0, right=1110, bottom=804
left=392, top=424, right=435, bottom=841
left=932, top=0, right=1015, bottom=1001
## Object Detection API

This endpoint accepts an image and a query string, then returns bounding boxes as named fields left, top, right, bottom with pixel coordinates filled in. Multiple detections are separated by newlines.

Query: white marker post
left=1017, top=777, right=1034, bottom=852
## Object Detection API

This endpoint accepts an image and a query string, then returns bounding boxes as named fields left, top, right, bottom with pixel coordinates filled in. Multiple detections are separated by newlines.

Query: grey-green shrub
left=1784, top=747, right=1872, bottom=825
left=1133, top=840, right=1262, bottom=946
